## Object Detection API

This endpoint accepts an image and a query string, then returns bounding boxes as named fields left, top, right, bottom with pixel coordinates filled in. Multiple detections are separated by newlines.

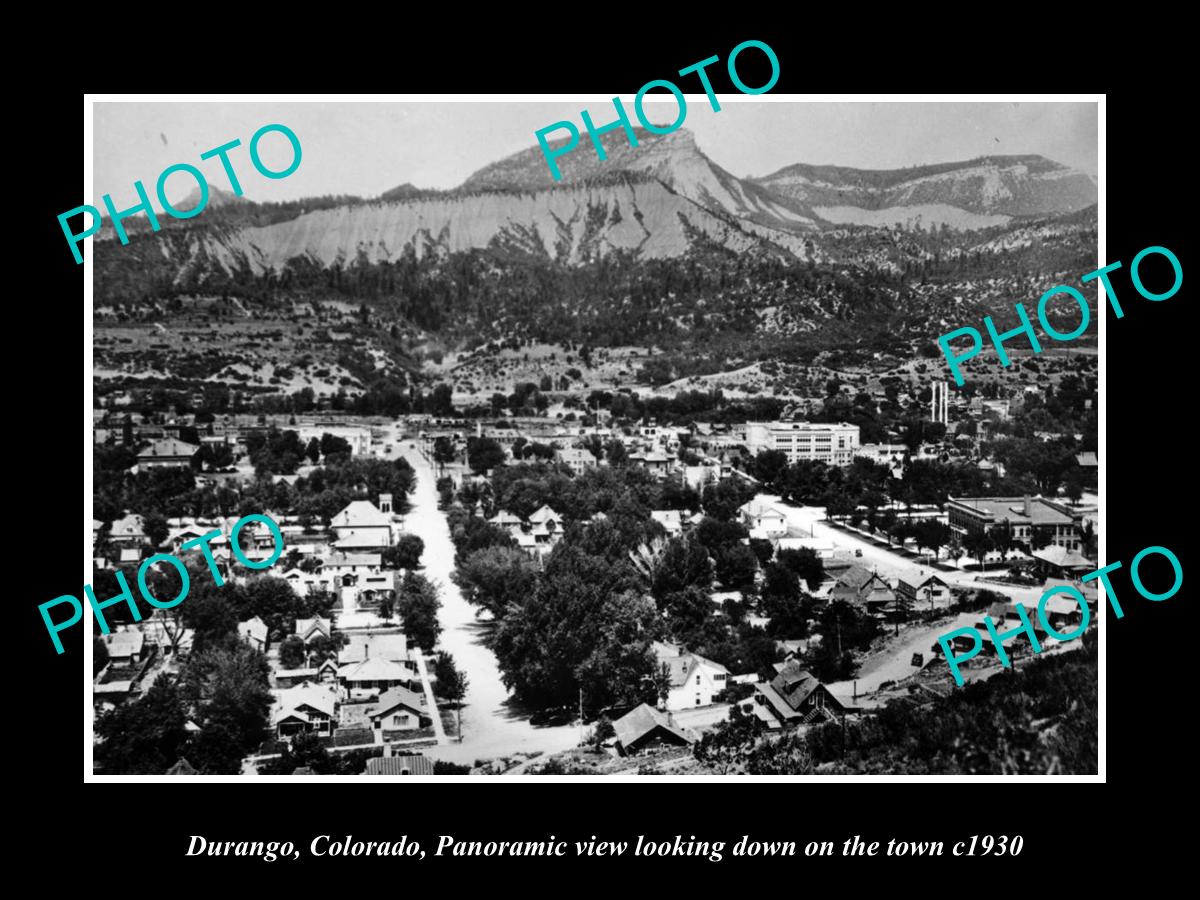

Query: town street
left=768, top=496, right=1047, bottom=607
left=395, top=446, right=581, bottom=765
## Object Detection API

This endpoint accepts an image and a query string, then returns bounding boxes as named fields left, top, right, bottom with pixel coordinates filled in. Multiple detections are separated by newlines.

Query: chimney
left=1023, top=495, right=1032, bottom=516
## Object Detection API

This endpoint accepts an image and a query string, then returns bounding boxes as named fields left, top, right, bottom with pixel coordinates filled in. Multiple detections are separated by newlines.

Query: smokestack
left=1023, top=495, right=1032, bottom=516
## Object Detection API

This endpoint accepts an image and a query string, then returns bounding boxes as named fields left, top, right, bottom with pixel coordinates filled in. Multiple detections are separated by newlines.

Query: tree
left=491, top=545, right=647, bottom=711
left=913, top=520, right=952, bottom=564
left=605, top=439, right=628, bottom=466
left=651, top=537, right=712, bottom=602
left=181, top=587, right=239, bottom=655
left=963, top=530, right=994, bottom=571
left=383, top=533, right=425, bottom=570
left=239, top=576, right=313, bottom=643
left=305, top=437, right=321, bottom=464
left=467, top=437, right=506, bottom=475
left=825, top=495, right=856, bottom=524
left=378, top=593, right=395, bottom=623
left=452, top=545, right=539, bottom=619
left=777, top=547, right=825, bottom=591
left=397, top=572, right=441, bottom=650
left=714, top=543, right=759, bottom=591
left=93, top=637, right=109, bottom=676
left=143, top=512, right=169, bottom=548
left=432, top=437, right=456, bottom=475
left=760, top=564, right=807, bottom=639
left=94, top=675, right=190, bottom=774
left=988, top=522, right=1014, bottom=560
left=430, top=383, right=454, bottom=417
left=278, top=634, right=306, bottom=669
left=181, top=638, right=274, bottom=773
left=433, top=651, right=469, bottom=741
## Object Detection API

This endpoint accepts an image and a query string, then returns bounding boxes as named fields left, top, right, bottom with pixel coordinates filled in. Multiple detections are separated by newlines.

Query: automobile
left=855, top=549, right=863, bottom=557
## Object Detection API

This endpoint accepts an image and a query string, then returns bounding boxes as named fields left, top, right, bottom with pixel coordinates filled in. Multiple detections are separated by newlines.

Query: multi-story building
left=744, top=421, right=860, bottom=466
left=946, top=495, right=1082, bottom=551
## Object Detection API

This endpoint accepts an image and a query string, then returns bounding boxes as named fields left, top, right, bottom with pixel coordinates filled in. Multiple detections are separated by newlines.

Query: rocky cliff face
left=754, top=155, right=1096, bottom=226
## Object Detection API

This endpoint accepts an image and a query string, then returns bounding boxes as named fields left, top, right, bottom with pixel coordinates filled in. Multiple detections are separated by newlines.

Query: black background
left=19, top=22, right=1190, bottom=883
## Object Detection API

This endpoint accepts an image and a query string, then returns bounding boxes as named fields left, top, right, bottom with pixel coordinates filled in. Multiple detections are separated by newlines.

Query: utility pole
left=579, top=685, right=584, bottom=747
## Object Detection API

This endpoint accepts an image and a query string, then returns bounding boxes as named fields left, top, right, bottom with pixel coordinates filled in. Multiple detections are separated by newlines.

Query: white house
left=237, top=616, right=269, bottom=651
left=330, top=498, right=394, bottom=550
left=652, top=641, right=729, bottom=710
left=739, top=498, right=788, bottom=538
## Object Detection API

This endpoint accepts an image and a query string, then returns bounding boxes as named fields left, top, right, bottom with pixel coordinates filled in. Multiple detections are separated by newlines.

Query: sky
left=93, top=99, right=1098, bottom=206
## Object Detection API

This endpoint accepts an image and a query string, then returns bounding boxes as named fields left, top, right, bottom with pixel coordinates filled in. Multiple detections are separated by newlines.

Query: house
left=1031, top=545, right=1095, bottom=580
left=830, top=565, right=896, bottom=615
left=137, top=438, right=199, bottom=469
left=896, top=574, right=953, bottom=612
left=237, top=616, right=269, bottom=652
left=339, top=658, right=415, bottom=700
left=364, top=755, right=436, bottom=775
left=165, top=758, right=198, bottom=776
left=366, top=686, right=430, bottom=740
left=1039, top=592, right=1089, bottom=634
left=651, top=641, right=729, bottom=709
left=628, top=450, right=672, bottom=477
left=488, top=509, right=523, bottom=530
left=272, top=683, right=338, bottom=739
left=330, top=499, right=393, bottom=549
left=527, top=505, right=562, bottom=530
left=109, top=513, right=147, bottom=548
left=295, top=617, right=332, bottom=645
left=555, top=447, right=598, bottom=475
left=738, top=498, right=788, bottom=538
left=612, top=703, right=696, bottom=756
left=103, top=630, right=146, bottom=666
left=649, top=510, right=684, bottom=537
left=338, top=631, right=413, bottom=672
left=753, top=662, right=844, bottom=727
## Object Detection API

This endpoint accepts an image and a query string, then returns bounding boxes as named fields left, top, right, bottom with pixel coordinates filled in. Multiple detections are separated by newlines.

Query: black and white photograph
left=84, top=97, right=1102, bottom=779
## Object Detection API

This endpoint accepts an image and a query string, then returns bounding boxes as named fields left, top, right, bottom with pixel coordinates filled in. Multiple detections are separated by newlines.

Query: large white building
left=744, top=422, right=860, bottom=466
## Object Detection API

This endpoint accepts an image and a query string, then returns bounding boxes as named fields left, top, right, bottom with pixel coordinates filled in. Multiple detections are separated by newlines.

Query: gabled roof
left=835, top=565, right=877, bottom=591
left=338, top=632, right=408, bottom=665
left=768, top=662, right=836, bottom=712
left=528, top=504, right=561, bottom=525
left=489, top=509, right=523, bottom=527
left=110, top=513, right=146, bottom=538
left=166, top=758, right=197, bottom=775
left=339, top=658, right=412, bottom=683
left=138, top=439, right=199, bottom=459
left=335, top=532, right=390, bottom=550
left=322, top=552, right=381, bottom=568
left=367, top=685, right=426, bottom=720
left=365, top=755, right=435, bottom=775
left=272, top=683, right=337, bottom=726
left=739, top=498, right=786, bottom=519
left=238, top=616, right=269, bottom=645
left=651, top=641, right=728, bottom=687
left=330, top=500, right=391, bottom=529
left=1032, top=545, right=1094, bottom=569
left=295, top=617, right=331, bottom=641
left=612, top=703, right=694, bottom=749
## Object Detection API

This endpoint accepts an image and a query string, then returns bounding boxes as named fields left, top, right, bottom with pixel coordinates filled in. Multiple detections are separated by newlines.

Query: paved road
left=394, top=446, right=581, bottom=765
left=768, top=496, right=1047, bottom=608
left=827, top=613, right=980, bottom=702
